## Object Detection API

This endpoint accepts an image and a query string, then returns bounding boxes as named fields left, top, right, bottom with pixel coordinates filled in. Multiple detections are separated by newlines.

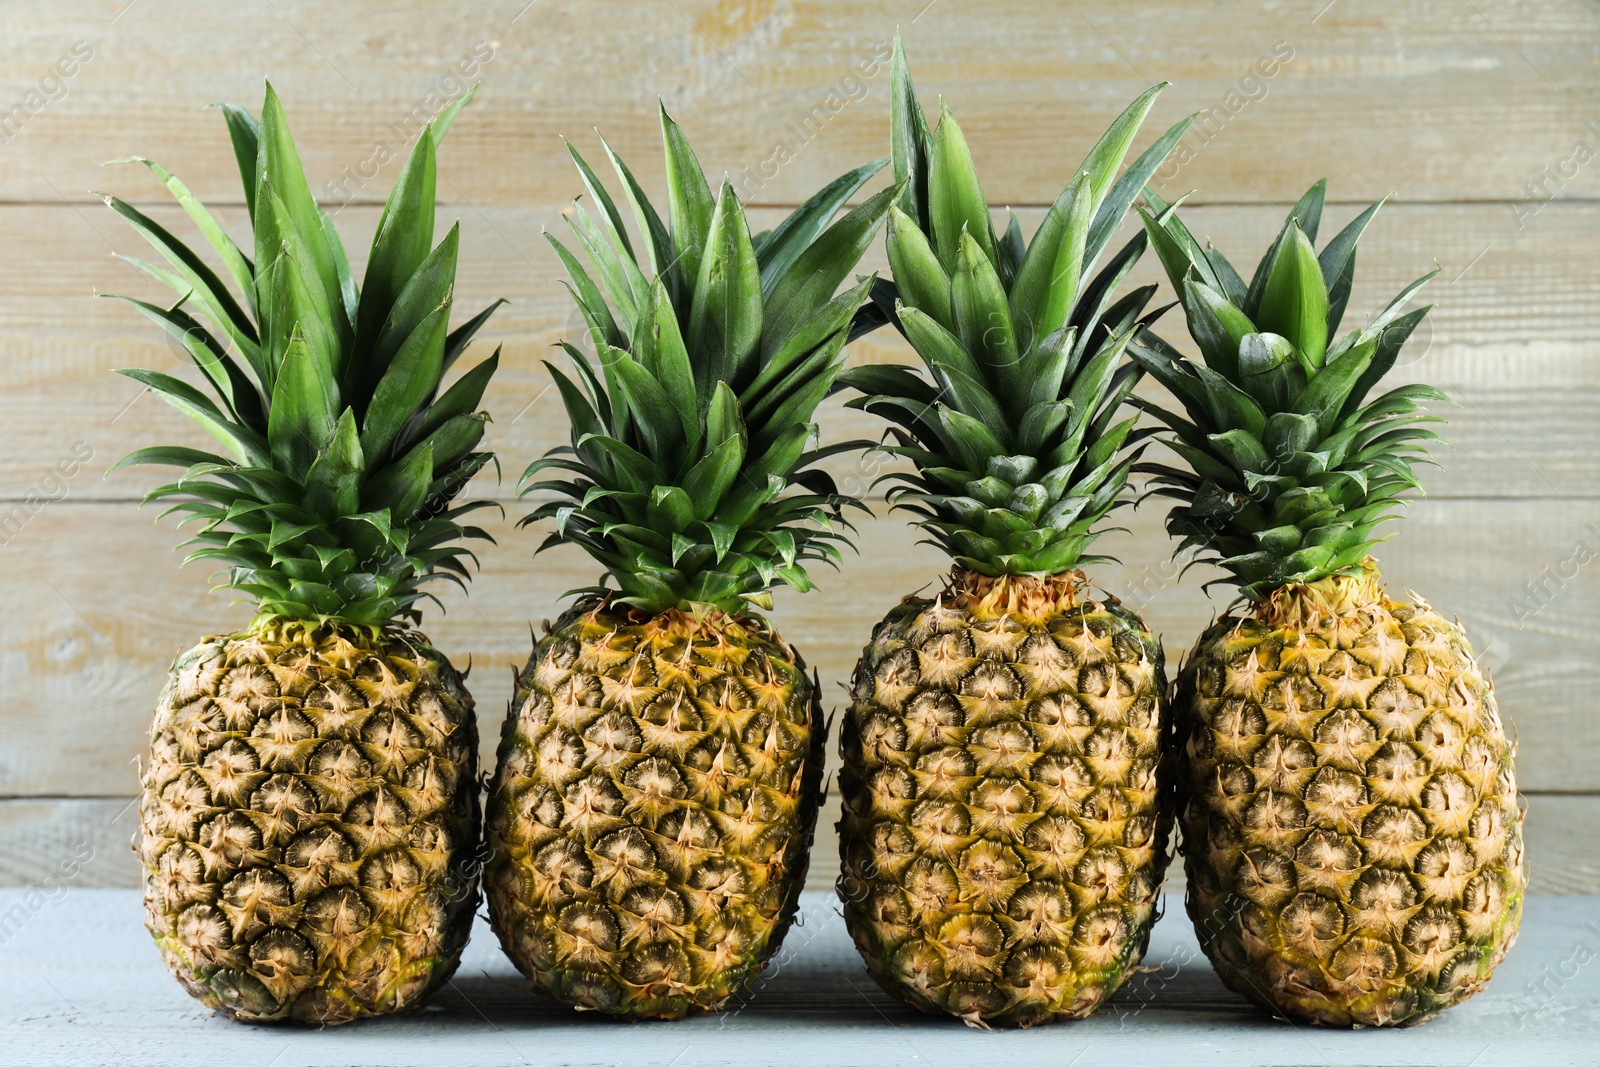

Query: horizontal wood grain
left=4, top=892, right=1599, bottom=1066
left=0, top=200, right=1594, bottom=500
left=0, top=797, right=137, bottom=888
left=2, top=498, right=1596, bottom=796
left=0, top=1, right=1595, bottom=207
left=3, top=792, right=1593, bottom=894
left=1521, top=795, right=1600, bottom=896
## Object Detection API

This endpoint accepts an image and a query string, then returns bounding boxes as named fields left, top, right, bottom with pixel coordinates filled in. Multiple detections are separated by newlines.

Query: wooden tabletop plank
left=0, top=888, right=1594, bottom=1065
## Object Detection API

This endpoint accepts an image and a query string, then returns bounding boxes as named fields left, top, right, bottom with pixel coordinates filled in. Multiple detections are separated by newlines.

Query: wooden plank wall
left=0, top=0, right=1595, bottom=894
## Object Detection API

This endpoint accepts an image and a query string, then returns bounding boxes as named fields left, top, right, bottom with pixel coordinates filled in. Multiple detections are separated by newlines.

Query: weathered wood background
left=0, top=0, right=1595, bottom=894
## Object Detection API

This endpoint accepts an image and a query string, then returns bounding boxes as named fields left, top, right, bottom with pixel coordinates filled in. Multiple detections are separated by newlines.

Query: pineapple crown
left=837, top=36, right=1193, bottom=577
left=520, top=104, right=897, bottom=615
left=107, top=83, right=502, bottom=633
left=1132, top=180, right=1445, bottom=601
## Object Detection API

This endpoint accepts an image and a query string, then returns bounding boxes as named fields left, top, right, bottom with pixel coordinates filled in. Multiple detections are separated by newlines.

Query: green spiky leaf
left=522, top=117, right=873, bottom=614
left=1136, top=184, right=1442, bottom=599
left=108, top=85, right=500, bottom=630
left=842, top=43, right=1185, bottom=577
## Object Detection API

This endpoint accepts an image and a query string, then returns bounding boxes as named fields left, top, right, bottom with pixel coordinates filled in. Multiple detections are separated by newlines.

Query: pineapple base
left=485, top=602, right=825, bottom=1019
left=140, top=621, right=482, bottom=1024
left=838, top=570, right=1170, bottom=1028
left=1177, top=567, right=1525, bottom=1027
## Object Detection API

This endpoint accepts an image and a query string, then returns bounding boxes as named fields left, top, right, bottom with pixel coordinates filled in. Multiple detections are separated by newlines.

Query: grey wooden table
left=1, top=889, right=1596, bottom=1067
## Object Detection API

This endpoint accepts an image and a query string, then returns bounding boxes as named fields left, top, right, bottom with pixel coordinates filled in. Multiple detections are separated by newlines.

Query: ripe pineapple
left=108, top=85, right=501, bottom=1023
left=484, top=106, right=895, bottom=1018
left=1134, top=182, right=1525, bottom=1026
left=833, top=39, right=1193, bottom=1027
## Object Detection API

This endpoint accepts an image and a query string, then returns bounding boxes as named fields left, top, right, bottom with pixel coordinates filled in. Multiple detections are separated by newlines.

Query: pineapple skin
left=140, top=623, right=482, bottom=1024
left=1176, top=570, right=1525, bottom=1027
left=838, top=572, right=1170, bottom=1027
left=485, top=603, right=825, bottom=1019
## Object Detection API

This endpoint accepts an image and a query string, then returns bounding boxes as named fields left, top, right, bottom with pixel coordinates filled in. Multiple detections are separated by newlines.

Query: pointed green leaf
left=108, top=445, right=234, bottom=476
left=1318, top=197, right=1385, bottom=335
left=367, top=223, right=458, bottom=390
left=1288, top=180, right=1327, bottom=243
left=705, top=381, right=743, bottom=452
left=122, top=156, right=254, bottom=308
left=897, top=303, right=987, bottom=391
left=1237, top=331, right=1301, bottom=409
left=321, top=212, right=358, bottom=328
left=356, top=126, right=437, bottom=376
left=600, top=133, right=675, bottom=293
left=107, top=295, right=264, bottom=430
left=1022, top=325, right=1078, bottom=409
left=889, top=32, right=932, bottom=228
left=687, top=182, right=763, bottom=396
left=546, top=232, right=624, bottom=352
left=565, top=137, right=636, bottom=266
left=645, top=281, right=701, bottom=453
left=257, top=83, right=349, bottom=367
left=746, top=276, right=873, bottom=405
left=886, top=204, right=953, bottom=330
left=268, top=330, right=339, bottom=476
left=1083, top=112, right=1193, bottom=269
left=1183, top=277, right=1255, bottom=377
left=100, top=194, right=260, bottom=369
left=1297, top=338, right=1376, bottom=433
left=304, top=409, right=363, bottom=518
left=257, top=184, right=343, bottom=381
left=443, top=298, right=504, bottom=373
left=681, top=434, right=744, bottom=521
left=565, top=200, right=647, bottom=336
left=405, top=411, right=486, bottom=472
left=1009, top=172, right=1089, bottom=348
left=1344, top=305, right=1429, bottom=415
left=602, top=345, right=685, bottom=459
left=927, top=103, right=995, bottom=273
left=419, top=350, right=499, bottom=440
left=1205, top=242, right=1249, bottom=306
left=996, top=212, right=1026, bottom=287
left=1033, top=175, right=1094, bottom=344
left=1257, top=224, right=1329, bottom=368
left=429, top=83, right=478, bottom=142
left=661, top=103, right=716, bottom=293
left=761, top=182, right=895, bottom=358
left=363, top=441, right=434, bottom=522
left=1080, top=83, right=1166, bottom=209
left=216, top=102, right=261, bottom=221
left=115, top=368, right=268, bottom=465
left=950, top=228, right=1019, bottom=390
left=755, top=158, right=887, bottom=296
left=361, top=301, right=450, bottom=463
left=648, top=484, right=696, bottom=533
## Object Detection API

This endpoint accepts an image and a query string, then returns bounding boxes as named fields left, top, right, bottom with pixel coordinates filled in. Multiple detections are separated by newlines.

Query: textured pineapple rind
left=484, top=603, right=826, bottom=1020
left=141, top=627, right=482, bottom=1025
left=838, top=593, right=1171, bottom=1027
left=1175, top=596, right=1525, bottom=1027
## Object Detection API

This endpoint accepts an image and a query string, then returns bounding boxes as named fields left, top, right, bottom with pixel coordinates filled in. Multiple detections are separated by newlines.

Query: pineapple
left=108, top=85, right=501, bottom=1023
left=1134, top=181, right=1525, bottom=1026
left=483, top=106, right=895, bottom=1018
left=833, top=38, right=1194, bottom=1027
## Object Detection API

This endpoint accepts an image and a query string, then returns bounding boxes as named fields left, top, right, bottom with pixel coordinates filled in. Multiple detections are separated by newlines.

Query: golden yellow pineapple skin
left=140, top=622, right=481, bottom=1024
left=485, top=604, right=825, bottom=1019
left=1176, top=568, right=1525, bottom=1027
left=838, top=571, right=1170, bottom=1027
